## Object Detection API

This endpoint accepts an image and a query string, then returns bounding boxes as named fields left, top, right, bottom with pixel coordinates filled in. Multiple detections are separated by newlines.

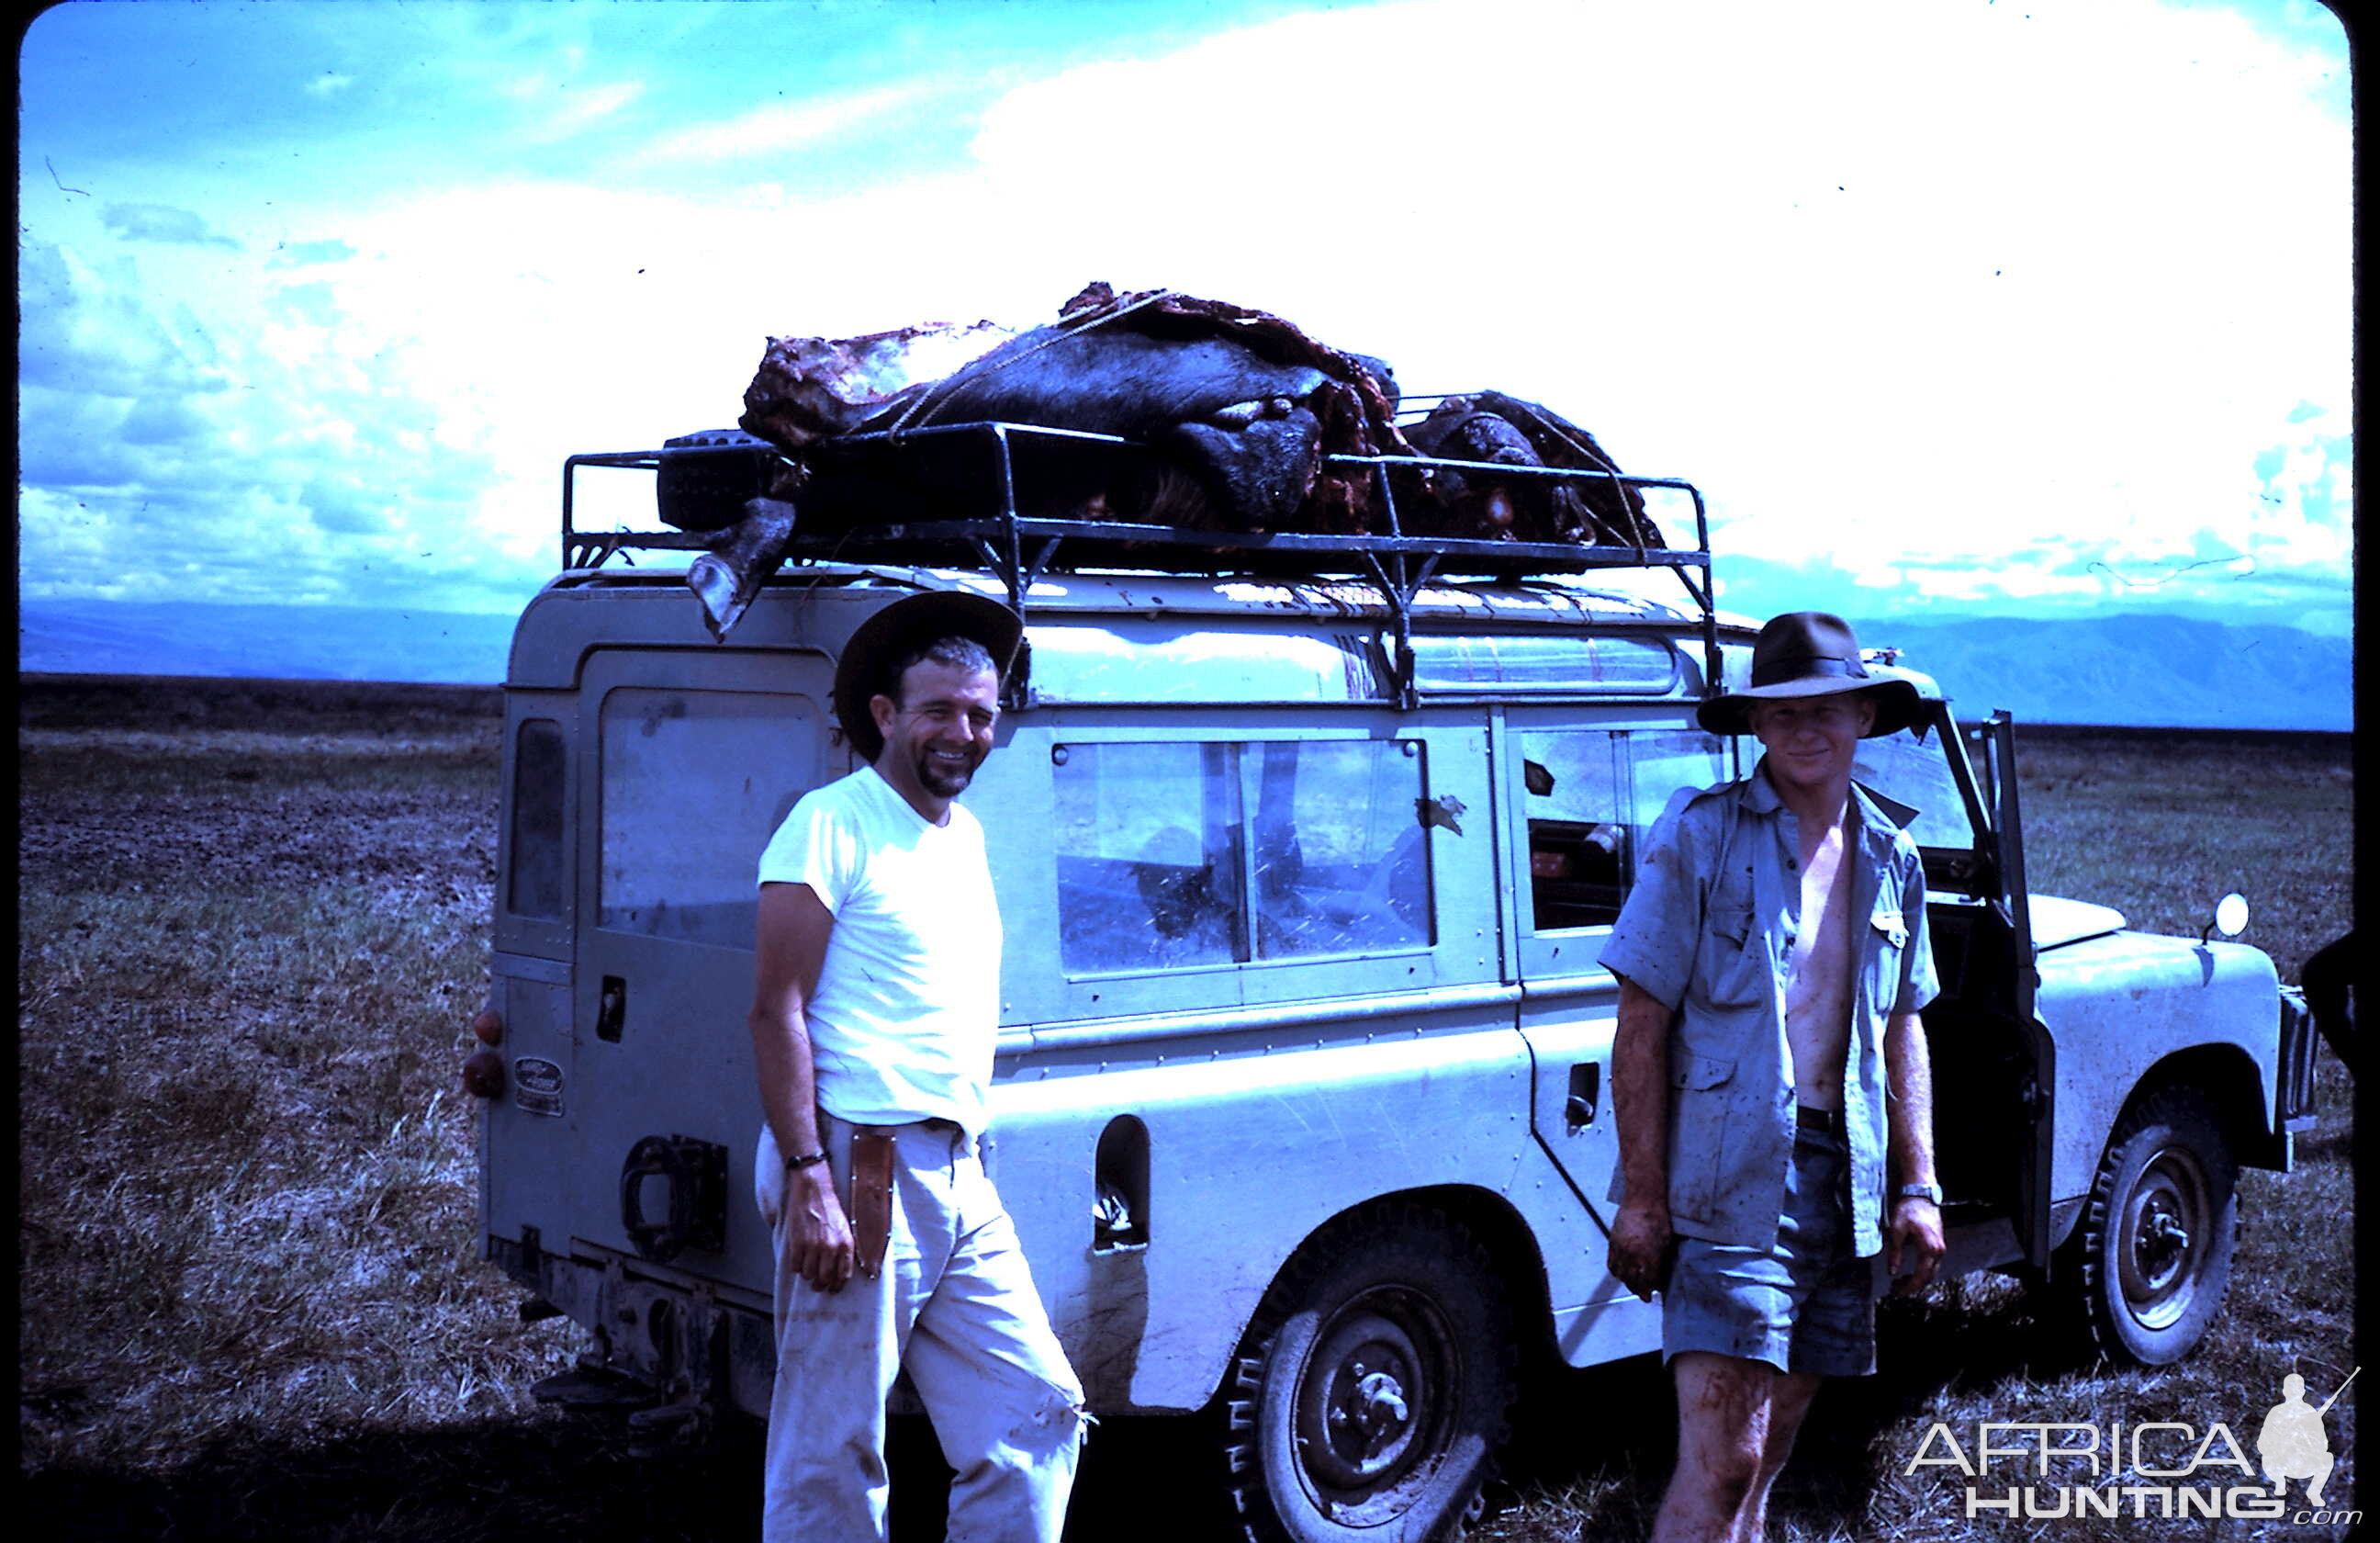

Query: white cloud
left=535, top=78, right=647, bottom=139
left=17, top=220, right=527, bottom=610
left=304, top=72, right=354, bottom=97
left=101, top=202, right=241, bottom=249
left=636, top=83, right=938, bottom=163
left=16, top=0, right=2350, bottom=638
left=970, top=0, right=2345, bottom=527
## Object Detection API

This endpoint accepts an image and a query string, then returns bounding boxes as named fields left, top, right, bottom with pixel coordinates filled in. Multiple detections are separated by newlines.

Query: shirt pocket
left=1667, top=1053, right=1739, bottom=1219
left=1695, top=903, right=1769, bottom=1008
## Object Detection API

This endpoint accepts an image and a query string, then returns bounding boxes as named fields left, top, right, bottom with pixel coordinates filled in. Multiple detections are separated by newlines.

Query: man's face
left=871, top=659, right=1000, bottom=802
left=1749, top=693, right=1874, bottom=795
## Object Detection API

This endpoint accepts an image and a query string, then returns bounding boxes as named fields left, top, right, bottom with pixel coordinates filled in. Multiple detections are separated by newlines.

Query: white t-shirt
left=755, top=765, right=1003, bottom=1135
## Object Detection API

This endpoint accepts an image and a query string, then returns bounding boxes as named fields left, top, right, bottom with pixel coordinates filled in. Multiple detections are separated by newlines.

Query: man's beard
left=916, top=748, right=978, bottom=798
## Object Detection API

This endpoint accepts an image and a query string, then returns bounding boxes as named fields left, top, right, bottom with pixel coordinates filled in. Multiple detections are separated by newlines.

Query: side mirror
left=2202, top=892, right=2250, bottom=944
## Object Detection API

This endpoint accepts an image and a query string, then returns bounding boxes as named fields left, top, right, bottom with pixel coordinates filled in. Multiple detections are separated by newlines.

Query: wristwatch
left=1896, top=1181, right=1944, bottom=1205
left=784, top=1148, right=830, bottom=1172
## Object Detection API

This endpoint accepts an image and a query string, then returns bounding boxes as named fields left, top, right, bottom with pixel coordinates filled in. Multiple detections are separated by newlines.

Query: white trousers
left=758, top=1115, right=1085, bottom=1543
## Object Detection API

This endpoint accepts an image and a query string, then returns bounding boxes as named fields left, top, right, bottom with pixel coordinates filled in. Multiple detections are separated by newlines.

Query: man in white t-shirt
left=747, top=589, right=1083, bottom=1543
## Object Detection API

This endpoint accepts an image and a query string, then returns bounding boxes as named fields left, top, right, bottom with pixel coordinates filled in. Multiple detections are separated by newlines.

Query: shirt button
left=1785, top=858, right=1798, bottom=871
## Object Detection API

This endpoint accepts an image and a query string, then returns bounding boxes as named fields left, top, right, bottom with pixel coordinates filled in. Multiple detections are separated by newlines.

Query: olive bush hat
left=1694, top=611, right=1922, bottom=738
left=834, top=590, right=1025, bottom=762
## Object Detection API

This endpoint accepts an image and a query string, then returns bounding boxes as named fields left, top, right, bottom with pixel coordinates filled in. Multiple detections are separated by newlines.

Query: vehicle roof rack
left=560, top=416, right=1721, bottom=708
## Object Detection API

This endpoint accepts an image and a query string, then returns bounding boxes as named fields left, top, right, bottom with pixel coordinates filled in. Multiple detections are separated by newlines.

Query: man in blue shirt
left=1601, top=612, right=1946, bottom=1543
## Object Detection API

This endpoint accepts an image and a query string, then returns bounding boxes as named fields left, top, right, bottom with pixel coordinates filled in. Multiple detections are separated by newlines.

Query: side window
left=600, top=689, right=811, bottom=948
left=1055, top=742, right=1245, bottom=974
left=1053, top=738, right=1431, bottom=976
left=1248, top=740, right=1432, bottom=959
left=1520, top=726, right=1727, bottom=933
left=1519, top=730, right=1625, bottom=930
left=508, top=717, right=567, bottom=919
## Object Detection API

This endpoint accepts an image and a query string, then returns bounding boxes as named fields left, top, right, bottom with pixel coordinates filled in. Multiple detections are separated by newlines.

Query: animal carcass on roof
left=743, top=282, right=1410, bottom=535
left=691, top=283, right=1664, bottom=639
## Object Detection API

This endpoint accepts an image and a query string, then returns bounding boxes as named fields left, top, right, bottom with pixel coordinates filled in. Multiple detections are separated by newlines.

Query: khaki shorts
left=1661, top=1116, right=1878, bottom=1377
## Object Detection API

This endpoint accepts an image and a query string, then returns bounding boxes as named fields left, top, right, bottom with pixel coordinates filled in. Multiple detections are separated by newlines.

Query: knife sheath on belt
left=848, top=1129, right=896, bottom=1279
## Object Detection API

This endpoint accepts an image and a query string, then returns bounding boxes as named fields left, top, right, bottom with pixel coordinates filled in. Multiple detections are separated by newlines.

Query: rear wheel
left=2071, top=1087, right=2236, bottom=1366
left=1222, top=1205, right=1515, bottom=1543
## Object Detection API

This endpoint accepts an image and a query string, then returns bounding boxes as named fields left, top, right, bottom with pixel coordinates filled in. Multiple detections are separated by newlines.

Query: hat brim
left=1695, top=677, right=1924, bottom=738
left=834, top=590, right=1024, bottom=761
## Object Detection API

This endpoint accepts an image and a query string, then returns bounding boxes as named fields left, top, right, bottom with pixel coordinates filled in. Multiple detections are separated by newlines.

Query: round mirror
left=2213, top=892, right=2250, bottom=938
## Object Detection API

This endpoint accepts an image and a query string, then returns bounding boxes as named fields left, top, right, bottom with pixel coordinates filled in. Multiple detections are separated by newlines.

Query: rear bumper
left=489, top=1230, right=775, bottom=1420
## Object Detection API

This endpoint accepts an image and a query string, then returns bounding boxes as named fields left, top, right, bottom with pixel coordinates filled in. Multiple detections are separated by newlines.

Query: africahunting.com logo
left=1904, top=1369, right=2358, bottom=1525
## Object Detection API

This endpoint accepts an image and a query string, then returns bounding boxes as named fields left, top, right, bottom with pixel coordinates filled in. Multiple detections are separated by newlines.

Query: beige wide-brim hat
left=1695, top=611, right=1922, bottom=738
left=834, top=590, right=1025, bottom=761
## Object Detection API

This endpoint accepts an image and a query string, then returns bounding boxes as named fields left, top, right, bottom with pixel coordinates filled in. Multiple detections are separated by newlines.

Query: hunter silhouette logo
left=2258, top=1368, right=2354, bottom=1507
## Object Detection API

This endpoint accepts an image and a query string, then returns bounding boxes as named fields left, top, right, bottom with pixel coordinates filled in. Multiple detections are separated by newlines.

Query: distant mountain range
left=1845, top=614, right=2350, bottom=732
left=18, top=600, right=519, bottom=686
left=15, top=596, right=2352, bottom=731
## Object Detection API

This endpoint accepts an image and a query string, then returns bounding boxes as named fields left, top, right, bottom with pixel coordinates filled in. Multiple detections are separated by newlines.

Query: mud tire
left=2072, top=1087, right=2237, bottom=1366
left=1222, top=1204, right=1516, bottom=1543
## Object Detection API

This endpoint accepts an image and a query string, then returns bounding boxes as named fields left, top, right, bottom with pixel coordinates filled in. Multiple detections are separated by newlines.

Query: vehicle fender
left=2037, top=935, right=2279, bottom=1211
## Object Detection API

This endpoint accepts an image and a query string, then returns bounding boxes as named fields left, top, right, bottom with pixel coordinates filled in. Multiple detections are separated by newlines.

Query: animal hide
left=696, top=284, right=1669, bottom=638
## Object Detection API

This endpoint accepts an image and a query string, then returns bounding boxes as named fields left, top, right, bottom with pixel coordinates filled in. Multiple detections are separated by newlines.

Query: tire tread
left=1218, top=1200, right=1518, bottom=1543
left=2074, top=1084, right=2237, bottom=1366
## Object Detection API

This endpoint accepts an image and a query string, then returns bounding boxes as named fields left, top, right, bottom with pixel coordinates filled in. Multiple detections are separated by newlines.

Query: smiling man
left=747, top=590, right=1084, bottom=1543
left=1601, top=612, right=1945, bottom=1543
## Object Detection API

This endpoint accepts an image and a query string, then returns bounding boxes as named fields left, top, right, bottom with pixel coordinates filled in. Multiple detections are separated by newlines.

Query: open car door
left=1853, top=704, right=2054, bottom=1272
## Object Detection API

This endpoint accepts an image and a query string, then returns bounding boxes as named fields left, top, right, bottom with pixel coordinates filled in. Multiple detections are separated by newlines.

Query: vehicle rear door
left=570, top=647, right=836, bottom=1297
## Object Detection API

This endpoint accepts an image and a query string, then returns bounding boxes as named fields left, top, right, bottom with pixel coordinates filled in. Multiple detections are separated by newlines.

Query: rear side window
left=508, top=718, right=567, bottom=919
left=1053, top=739, right=1431, bottom=975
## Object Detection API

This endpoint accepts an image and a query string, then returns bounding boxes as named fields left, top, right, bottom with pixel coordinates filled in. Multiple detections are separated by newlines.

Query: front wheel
left=1223, top=1205, right=1517, bottom=1543
left=2071, top=1087, right=2237, bottom=1366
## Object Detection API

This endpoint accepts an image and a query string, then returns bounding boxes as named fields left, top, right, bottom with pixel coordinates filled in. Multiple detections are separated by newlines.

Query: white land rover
left=464, top=419, right=2318, bottom=1542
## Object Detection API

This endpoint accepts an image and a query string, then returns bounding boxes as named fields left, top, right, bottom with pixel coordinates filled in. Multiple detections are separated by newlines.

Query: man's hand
left=786, top=1165, right=857, bottom=1293
left=1609, top=1199, right=1676, bottom=1302
left=1885, top=1197, right=1946, bottom=1297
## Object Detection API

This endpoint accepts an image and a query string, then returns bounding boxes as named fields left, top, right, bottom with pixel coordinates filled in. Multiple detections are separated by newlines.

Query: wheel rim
left=1291, top=1287, right=1457, bottom=1522
left=2116, top=1142, right=2210, bottom=1332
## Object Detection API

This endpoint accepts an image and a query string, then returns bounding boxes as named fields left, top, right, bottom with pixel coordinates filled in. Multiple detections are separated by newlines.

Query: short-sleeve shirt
left=756, top=766, right=1004, bottom=1135
left=1600, top=762, right=1938, bottom=1257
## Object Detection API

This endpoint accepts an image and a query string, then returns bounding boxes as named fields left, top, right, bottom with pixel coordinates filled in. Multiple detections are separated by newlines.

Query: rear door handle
left=597, top=975, right=627, bottom=1042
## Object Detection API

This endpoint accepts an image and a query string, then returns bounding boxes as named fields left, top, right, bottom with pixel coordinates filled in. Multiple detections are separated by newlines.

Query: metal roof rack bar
left=559, top=416, right=1725, bottom=700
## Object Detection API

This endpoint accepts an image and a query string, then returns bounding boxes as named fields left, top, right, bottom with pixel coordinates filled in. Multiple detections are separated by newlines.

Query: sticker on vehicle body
left=512, top=1057, right=565, bottom=1117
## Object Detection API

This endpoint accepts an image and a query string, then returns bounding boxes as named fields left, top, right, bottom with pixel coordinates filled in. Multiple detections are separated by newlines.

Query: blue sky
left=17, top=0, right=2352, bottom=639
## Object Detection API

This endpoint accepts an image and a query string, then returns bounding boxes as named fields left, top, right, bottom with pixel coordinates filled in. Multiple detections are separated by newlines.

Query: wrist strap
left=784, top=1148, right=829, bottom=1172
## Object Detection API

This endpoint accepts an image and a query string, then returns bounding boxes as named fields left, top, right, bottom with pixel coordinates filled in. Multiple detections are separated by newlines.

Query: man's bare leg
left=1653, top=1352, right=1789, bottom=1543
left=1737, top=1370, right=1822, bottom=1542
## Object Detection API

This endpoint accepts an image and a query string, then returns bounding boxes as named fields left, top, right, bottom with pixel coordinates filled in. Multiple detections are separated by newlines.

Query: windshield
left=1852, top=724, right=1980, bottom=852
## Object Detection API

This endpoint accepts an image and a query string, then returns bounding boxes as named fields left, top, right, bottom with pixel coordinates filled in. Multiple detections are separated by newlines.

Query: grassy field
left=17, top=680, right=2355, bottom=1540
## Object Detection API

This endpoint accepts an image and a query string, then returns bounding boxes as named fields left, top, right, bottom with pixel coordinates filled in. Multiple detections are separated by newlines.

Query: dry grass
left=17, top=689, right=2354, bottom=1541
left=2016, top=729, right=2351, bottom=982
left=17, top=701, right=593, bottom=1535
